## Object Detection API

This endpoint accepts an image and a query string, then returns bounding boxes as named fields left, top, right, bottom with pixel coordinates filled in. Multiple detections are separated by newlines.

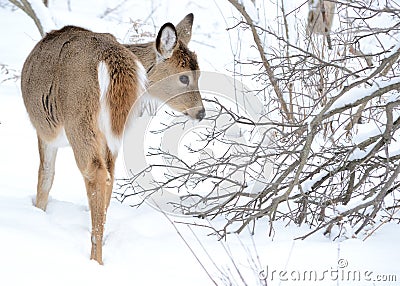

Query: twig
left=9, top=0, right=45, bottom=36
left=227, top=0, right=293, bottom=122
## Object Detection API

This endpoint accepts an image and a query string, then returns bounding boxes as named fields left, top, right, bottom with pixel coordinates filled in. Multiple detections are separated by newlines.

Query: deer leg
left=36, top=136, right=58, bottom=211
left=83, top=157, right=110, bottom=265
left=104, top=147, right=116, bottom=209
left=86, top=147, right=116, bottom=264
left=68, top=130, right=111, bottom=265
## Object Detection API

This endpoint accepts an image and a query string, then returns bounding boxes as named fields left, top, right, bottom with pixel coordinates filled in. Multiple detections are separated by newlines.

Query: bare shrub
left=118, top=0, right=400, bottom=240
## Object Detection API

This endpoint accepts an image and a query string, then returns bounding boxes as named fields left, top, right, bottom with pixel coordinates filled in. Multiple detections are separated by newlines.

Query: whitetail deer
left=21, top=13, right=204, bottom=265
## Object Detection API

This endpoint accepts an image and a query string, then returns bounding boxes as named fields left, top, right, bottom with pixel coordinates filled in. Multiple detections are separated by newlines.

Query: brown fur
left=21, top=14, right=204, bottom=265
left=173, top=41, right=199, bottom=70
left=22, top=25, right=142, bottom=264
left=124, top=13, right=204, bottom=119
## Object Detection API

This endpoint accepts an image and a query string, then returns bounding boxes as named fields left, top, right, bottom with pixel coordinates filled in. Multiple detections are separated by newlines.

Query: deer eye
left=179, top=75, right=189, bottom=85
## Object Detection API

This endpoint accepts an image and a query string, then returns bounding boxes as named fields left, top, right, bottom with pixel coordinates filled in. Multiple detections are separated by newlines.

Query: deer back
left=21, top=26, right=146, bottom=153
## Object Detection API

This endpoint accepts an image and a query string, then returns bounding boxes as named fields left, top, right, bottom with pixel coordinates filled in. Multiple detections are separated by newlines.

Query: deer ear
left=175, top=13, right=193, bottom=45
left=156, top=23, right=177, bottom=60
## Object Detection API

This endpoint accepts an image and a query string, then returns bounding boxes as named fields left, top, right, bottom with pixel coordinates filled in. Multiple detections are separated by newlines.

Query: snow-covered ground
left=0, top=1, right=399, bottom=285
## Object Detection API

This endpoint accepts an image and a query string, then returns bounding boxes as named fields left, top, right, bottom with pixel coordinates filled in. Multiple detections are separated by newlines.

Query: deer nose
left=196, top=107, right=206, bottom=121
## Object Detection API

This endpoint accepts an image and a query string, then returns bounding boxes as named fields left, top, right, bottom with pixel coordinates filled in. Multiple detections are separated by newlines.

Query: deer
left=21, top=13, right=204, bottom=265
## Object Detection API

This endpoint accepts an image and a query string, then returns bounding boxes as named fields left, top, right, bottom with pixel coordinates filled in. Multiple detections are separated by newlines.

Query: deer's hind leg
left=35, top=135, right=58, bottom=211
left=104, top=147, right=116, bottom=209
left=83, top=156, right=110, bottom=265
left=67, top=126, right=111, bottom=265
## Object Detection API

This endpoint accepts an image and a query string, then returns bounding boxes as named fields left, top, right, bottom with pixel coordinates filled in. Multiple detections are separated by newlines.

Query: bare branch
left=8, top=0, right=45, bottom=36
left=227, top=0, right=293, bottom=122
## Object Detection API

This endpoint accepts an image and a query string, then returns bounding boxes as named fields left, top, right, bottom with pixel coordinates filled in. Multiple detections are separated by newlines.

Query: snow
left=240, top=0, right=259, bottom=22
left=1, top=1, right=400, bottom=286
left=348, top=144, right=377, bottom=161
left=301, top=170, right=329, bottom=193
left=29, top=0, right=56, bottom=33
left=327, top=78, right=398, bottom=113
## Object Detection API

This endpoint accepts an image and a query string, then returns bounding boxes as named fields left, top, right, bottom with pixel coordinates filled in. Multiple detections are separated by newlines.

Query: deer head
left=127, top=14, right=205, bottom=121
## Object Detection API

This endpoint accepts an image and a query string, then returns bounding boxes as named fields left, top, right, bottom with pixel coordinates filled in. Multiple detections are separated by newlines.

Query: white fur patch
left=97, top=61, right=121, bottom=155
left=98, top=61, right=110, bottom=102
left=126, top=60, right=158, bottom=120
left=161, top=26, right=177, bottom=52
left=48, top=128, right=69, bottom=148
left=40, top=143, right=57, bottom=192
left=131, top=91, right=162, bottom=118
left=157, top=25, right=177, bottom=60
left=136, top=60, right=148, bottom=99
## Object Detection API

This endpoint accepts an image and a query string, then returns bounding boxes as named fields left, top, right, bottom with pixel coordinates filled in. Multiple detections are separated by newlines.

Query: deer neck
left=124, top=42, right=163, bottom=117
left=124, top=42, right=156, bottom=75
